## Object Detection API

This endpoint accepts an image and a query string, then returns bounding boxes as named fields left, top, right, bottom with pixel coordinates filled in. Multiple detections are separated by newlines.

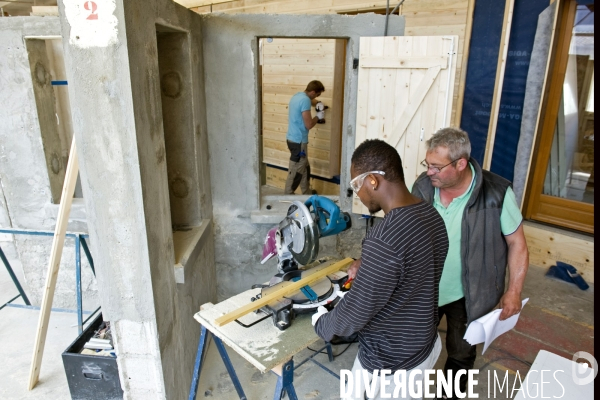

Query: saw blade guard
left=260, top=226, right=278, bottom=264
left=283, top=200, right=320, bottom=265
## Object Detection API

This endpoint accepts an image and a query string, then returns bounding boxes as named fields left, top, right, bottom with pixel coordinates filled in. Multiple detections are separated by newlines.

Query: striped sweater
left=315, top=201, right=449, bottom=372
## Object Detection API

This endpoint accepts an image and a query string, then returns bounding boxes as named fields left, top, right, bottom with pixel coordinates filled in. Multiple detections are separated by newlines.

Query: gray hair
left=426, top=127, right=471, bottom=161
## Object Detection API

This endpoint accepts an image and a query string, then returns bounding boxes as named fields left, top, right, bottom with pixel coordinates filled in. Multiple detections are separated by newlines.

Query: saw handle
left=305, top=195, right=351, bottom=237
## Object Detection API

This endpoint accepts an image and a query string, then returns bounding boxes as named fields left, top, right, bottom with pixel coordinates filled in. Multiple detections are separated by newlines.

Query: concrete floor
left=0, top=241, right=84, bottom=399
left=0, top=240, right=594, bottom=399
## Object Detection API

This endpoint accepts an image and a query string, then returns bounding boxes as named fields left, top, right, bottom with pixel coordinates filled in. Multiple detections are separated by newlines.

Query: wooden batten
left=482, top=0, right=515, bottom=169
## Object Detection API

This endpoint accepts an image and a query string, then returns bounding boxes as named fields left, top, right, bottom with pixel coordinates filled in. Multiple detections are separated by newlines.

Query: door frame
left=523, top=0, right=593, bottom=234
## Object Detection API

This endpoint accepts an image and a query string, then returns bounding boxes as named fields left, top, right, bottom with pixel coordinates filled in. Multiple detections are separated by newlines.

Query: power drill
left=316, top=101, right=327, bottom=124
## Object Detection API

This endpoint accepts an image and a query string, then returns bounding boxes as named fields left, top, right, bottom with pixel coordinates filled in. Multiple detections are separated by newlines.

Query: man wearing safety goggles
left=313, top=139, right=449, bottom=399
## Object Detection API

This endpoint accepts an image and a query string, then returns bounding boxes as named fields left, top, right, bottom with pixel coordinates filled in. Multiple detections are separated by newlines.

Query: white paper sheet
left=463, top=298, right=529, bottom=353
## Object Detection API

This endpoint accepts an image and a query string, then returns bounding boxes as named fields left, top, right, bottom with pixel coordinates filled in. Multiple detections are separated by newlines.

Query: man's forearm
left=499, top=224, right=529, bottom=319
left=505, top=225, right=529, bottom=295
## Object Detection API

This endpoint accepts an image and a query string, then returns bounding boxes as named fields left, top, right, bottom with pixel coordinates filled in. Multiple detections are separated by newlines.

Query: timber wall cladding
left=191, top=0, right=473, bottom=127
left=261, top=38, right=343, bottom=179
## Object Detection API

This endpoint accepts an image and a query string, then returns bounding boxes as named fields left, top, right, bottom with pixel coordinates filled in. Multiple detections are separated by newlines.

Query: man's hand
left=498, top=291, right=522, bottom=320
left=311, top=306, right=328, bottom=326
left=347, top=258, right=361, bottom=280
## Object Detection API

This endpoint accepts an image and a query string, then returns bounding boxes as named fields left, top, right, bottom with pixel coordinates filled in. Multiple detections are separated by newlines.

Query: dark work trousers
left=284, top=140, right=310, bottom=194
left=437, top=297, right=476, bottom=398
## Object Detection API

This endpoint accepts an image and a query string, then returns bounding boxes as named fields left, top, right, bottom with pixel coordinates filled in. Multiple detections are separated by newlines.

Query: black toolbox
left=62, top=312, right=123, bottom=400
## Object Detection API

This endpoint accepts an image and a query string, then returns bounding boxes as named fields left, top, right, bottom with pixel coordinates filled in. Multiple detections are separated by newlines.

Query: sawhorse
left=188, top=325, right=338, bottom=400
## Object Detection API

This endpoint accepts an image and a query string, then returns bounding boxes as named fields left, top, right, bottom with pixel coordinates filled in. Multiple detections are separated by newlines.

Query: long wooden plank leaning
left=28, top=138, right=79, bottom=390
left=214, top=257, right=353, bottom=327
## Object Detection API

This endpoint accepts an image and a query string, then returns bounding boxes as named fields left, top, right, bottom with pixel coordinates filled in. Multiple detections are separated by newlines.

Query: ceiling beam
left=173, top=0, right=237, bottom=8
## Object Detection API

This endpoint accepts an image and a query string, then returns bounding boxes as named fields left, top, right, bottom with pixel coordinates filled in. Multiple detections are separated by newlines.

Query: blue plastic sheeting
left=460, top=0, right=548, bottom=181
left=489, top=0, right=550, bottom=181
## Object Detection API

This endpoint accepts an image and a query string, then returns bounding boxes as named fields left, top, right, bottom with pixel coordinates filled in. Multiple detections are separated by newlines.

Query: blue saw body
left=304, top=195, right=351, bottom=237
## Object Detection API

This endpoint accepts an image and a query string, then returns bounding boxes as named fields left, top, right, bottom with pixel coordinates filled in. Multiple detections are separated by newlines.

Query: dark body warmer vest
left=412, top=158, right=513, bottom=323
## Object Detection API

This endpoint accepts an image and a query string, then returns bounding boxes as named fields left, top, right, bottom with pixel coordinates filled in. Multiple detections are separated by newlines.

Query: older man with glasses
left=313, top=139, right=449, bottom=399
left=412, top=127, right=529, bottom=399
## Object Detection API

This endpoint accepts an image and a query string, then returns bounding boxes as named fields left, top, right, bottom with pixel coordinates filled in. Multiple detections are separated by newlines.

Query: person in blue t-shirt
left=284, top=80, right=326, bottom=194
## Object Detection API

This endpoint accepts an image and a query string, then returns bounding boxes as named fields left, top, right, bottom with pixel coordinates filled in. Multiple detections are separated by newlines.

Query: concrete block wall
left=200, top=13, right=406, bottom=301
left=0, top=17, right=97, bottom=310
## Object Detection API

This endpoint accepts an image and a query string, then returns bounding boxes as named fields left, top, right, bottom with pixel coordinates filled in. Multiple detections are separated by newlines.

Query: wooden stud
left=482, top=0, right=515, bottom=170
left=454, top=0, right=476, bottom=126
left=28, top=138, right=79, bottom=390
left=214, top=258, right=353, bottom=327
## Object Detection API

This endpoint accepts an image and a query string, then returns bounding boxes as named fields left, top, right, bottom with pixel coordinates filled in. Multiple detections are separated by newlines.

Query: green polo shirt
left=431, top=164, right=523, bottom=307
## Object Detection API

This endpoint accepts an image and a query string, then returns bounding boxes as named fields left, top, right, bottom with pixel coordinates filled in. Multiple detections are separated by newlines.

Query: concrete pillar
left=58, top=1, right=215, bottom=398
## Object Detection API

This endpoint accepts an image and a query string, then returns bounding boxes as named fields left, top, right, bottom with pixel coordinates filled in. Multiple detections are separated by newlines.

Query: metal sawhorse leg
left=272, top=359, right=298, bottom=400
left=0, top=230, right=97, bottom=334
left=189, top=326, right=247, bottom=400
left=188, top=325, right=338, bottom=400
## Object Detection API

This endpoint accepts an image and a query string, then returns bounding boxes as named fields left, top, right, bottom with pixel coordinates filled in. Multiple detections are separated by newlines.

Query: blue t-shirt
left=286, top=92, right=311, bottom=143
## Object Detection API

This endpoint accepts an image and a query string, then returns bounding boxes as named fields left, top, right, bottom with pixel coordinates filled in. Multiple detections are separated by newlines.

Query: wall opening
left=25, top=38, right=82, bottom=203
left=155, top=25, right=200, bottom=230
left=155, top=25, right=207, bottom=282
left=258, top=37, right=346, bottom=196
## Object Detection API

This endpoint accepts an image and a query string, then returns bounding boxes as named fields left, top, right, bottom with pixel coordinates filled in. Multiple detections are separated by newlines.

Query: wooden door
left=261, top=38, right=345, bottom=180
left=524, top=0, right=594, bottom=234
left=352, top=36, right=458, bottom=215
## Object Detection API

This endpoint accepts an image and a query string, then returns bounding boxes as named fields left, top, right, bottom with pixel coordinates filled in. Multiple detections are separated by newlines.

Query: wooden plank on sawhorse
left=214, top=257, right=353, bottom=327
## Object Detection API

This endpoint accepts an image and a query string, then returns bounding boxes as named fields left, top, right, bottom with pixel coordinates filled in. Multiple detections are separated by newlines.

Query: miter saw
left=250, top=195, right=352, bottom=330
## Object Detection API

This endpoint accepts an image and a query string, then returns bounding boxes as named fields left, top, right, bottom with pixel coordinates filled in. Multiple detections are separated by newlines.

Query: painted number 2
left=84, top=1, right=98, bottom=20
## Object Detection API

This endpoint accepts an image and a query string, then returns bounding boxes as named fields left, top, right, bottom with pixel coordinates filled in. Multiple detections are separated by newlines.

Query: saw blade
left=281, top=201, right=319, bottom=265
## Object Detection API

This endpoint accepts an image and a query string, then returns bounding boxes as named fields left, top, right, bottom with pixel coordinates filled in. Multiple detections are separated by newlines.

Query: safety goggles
left=349, top=170, right=386, bottom=194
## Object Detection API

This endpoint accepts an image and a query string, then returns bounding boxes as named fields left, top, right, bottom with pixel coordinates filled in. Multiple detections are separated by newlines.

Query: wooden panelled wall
left=261, top=38, right=344, bottom=181
left=191, top=0, right=475, bottom=127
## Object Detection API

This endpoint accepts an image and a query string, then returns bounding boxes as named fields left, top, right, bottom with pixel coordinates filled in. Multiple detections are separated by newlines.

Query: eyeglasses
left=420, top=159, right=460, bottom=174
left=349, top=171, right=386, bottom=194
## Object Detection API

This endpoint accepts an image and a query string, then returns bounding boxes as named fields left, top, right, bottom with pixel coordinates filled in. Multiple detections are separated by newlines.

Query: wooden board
left=28, top=138, right=79, bottom=390
left=352, top=35, right=457, bottom=216
left=524, top=223, right=594, bottom=283
left=214, top=257, right=353, bottom=326
left=30, top=6, right=59, bottom=16
left=195, top=291, right=319, bottom=373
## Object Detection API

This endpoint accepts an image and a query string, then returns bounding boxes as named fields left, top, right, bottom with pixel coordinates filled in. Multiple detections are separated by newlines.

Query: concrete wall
left=0, top=17, right=97, bottom=310
left=200, top=13, right=405, bottom=300
left=57, top=0, right=215, bottom=398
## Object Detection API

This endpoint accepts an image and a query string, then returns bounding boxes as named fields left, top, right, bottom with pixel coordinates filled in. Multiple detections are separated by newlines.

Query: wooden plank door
left=352, top=36, right=458, bottom=215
